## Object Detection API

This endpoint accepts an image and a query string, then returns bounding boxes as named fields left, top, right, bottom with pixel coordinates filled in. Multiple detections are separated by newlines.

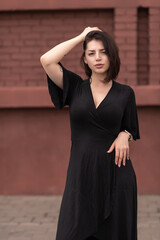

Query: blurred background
left=0, top=0, right=160, bottom=196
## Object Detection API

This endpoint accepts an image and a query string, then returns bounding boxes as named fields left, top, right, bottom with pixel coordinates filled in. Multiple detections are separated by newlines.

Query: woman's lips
left=95, top=64, right=104, bottom=68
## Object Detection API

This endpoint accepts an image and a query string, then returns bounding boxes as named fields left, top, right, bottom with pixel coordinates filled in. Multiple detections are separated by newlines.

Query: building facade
left=0, top=0, right=160, bottom=194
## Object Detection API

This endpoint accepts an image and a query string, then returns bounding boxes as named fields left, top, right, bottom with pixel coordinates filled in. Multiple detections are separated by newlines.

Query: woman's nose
left=95, top=52, right=101, bottom=60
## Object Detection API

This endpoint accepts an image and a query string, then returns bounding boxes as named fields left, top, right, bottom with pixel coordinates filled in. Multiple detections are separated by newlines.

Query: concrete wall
left=0, top=1, right=160, bottom=194
left=0, top=107, right=160, bottom=195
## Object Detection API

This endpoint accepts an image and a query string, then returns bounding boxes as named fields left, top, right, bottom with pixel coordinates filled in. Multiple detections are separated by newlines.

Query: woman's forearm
left=40, top=27, right=101, bottom=65
left=40, top=35, right=83, bottom=65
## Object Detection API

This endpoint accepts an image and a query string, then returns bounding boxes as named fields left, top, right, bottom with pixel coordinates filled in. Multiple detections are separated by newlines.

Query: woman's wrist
left=118, top=131, right=133, bottom=142
left=123, top=130, right=133, bottom=142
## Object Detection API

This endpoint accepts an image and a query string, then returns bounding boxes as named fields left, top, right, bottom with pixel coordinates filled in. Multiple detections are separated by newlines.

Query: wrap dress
left=47, top=63, right=140, bottom=240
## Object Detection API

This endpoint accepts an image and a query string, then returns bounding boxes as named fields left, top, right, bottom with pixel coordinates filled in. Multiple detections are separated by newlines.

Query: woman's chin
left=93, top=69, right=107, bottom=75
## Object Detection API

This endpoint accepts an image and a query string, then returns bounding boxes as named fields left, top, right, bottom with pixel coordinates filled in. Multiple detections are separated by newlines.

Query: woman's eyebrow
left=88, top=49, right=105, bottom=52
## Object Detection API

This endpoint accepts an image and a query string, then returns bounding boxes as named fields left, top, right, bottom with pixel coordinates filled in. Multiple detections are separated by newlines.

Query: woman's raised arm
left=40, top=27, right=101, bottom=89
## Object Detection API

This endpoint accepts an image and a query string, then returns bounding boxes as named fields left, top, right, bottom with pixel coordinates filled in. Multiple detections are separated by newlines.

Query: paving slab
left=0, top=195, right=159, bottom=240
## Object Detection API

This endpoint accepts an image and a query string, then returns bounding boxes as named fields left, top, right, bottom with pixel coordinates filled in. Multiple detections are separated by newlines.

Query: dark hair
left=80, top=30, right=121, bottom=82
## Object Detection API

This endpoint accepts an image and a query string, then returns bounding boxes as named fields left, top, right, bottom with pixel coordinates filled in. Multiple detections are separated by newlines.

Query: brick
left=1, top=40, right=12, bottom=47
left=138, top=59, right=149, bottom=65
left=20, top=33, right=41, bottom=40
left=0, top=47, right=19, bottom=54
left=32, top=26, right=54, bottom=33
left=41, top=19, right=63, bottom=26
left=115, top=8, right=126, bottom=15
left=13, top=40, right=25, bottom=47
left=0, top=33, right=19, bottom=40
left=21, top=61, right=41, bottom=67
left=11, top=53, right=32, bottom=60
left=127, top=65, right=137, bottom=72
left=19, top=19, right=40, bottom=26
left=149, top=22, right=160, bottom=30
left=138, top=24, right=148, bottom=32
left=149, top=45, right=160, bottom=51
left=115, top=30, right=137, bottom=38
left=0, top=19, right=19, bottom=26
left=115, top=15, right=136, bottom=23
left=126, top=51, right=137, bottom=59
left=125, top=8, right=137, bottom=16
left=138, top=52, right=148, bottom=59
left=149, top=8, right=160, bottom=16
left=2, top=74, right=20, bottom=81
left=115, top=8, right=136, bottom=16
left=126, top=37, right=137, bottom=44
left=20, top=48, right=40, bottom=54
left=149, top=78, right=160, bottom=85
left=149, top=66, right=160, bottom=73
left=115, top=38, right=126, bottom=44
left=24, top=40, right=44, bottom=47
left=45, top=33, right=64, bottom=40
left=149, top=59, right=160, bottom=66
left=0, top=27, right=10, bottom=34
left=0, top=54, right=11, bottom=60
left=138, top=66, right=149, bottom=72
left=149, top=52, right=159, bottom=59
left=118, top=44, right=137, bottom=51
left=149, top=29, right=160, bottom=36
left=149, top=72, right=160, bottom=79
left=138, top=38, right=149, bottom=45
left=114, top=23, right=127, bottom=30
left=149, top=15, right=160, bottom=22
left=10, top=26, right=31, bottom=33
left=115, top=22, right=137, bottom=31
left=149, top=37, right=160, bottom=45
left=0, top=61, right=20, bottom=67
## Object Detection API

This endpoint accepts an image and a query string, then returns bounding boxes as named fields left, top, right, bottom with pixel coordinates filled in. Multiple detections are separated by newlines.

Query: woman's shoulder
left=114, top=80, right=134, bottom=95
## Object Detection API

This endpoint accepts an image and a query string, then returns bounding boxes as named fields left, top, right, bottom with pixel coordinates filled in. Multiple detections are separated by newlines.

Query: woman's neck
left=90, top=73, right=110, bottom=86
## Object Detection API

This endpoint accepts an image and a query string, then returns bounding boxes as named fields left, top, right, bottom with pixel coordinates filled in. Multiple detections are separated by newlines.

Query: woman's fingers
left=118, top=149, right=123, bottom=167
left=116, top=147, right=129, bottom=167
left=107, top=141, right=115, bottom=153
left=115, top=148, right=119, bottom=165
left=127, top=147, right=130, bottom=160
left=123, top=150, right=127, bottom=166
left=80, top=27, right=102, bottom=41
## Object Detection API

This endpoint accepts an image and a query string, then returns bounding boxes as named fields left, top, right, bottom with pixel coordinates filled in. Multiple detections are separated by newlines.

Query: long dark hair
left=80, top=30, right=121, bottom=82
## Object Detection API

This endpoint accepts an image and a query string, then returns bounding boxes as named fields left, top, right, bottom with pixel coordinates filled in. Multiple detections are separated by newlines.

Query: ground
left=0, top=195, right=159, bottom=240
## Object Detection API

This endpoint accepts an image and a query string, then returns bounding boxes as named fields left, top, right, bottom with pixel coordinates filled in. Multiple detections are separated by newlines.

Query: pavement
left=0, top=195, right=159, bottom=240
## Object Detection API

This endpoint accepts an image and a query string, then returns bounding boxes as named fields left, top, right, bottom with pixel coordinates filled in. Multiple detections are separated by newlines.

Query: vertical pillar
left=115, top=8, right=137, bottom=86
left=149, top=8, right=160, bottom=85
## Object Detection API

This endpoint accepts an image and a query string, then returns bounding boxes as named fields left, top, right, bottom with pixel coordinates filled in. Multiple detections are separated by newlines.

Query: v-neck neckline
left=88, top=78, right=114, bottom=110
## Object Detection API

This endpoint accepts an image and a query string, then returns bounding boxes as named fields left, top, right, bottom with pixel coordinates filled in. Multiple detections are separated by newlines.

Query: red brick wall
left=0, top=8, right=160, bottom=88
left=0, top=10, right=113, bottom=87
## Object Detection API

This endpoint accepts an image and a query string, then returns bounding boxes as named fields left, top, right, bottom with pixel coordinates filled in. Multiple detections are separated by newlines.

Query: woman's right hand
left=79, top=27, right=102, bottom=41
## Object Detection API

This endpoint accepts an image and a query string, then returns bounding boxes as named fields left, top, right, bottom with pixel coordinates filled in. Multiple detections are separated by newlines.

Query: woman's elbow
left=40, top=55, right=47, bottom=66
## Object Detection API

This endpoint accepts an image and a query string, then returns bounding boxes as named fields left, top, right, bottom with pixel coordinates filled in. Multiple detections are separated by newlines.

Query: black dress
left=47, top=63, right=140, bottom=240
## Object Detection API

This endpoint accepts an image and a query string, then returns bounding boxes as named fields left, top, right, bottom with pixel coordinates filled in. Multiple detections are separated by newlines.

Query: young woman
left=40, top=27, right=140, bottom=240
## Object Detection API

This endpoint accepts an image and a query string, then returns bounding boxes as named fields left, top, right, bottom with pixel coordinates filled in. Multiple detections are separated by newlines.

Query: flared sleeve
left=47, top=63, right=82, bottom=109
left=120, top=88, right=140, bottom=140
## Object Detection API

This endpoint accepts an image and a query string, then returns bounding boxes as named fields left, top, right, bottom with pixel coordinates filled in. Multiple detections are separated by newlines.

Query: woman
left=40, top=27, right=140, bottom=240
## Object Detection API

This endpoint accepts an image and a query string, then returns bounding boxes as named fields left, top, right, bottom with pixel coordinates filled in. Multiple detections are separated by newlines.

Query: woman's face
left=84, top=39, right=110, bottom=76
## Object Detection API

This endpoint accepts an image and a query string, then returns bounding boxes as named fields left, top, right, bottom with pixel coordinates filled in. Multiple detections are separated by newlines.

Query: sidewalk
left=0, top=195, right=159, bottom=240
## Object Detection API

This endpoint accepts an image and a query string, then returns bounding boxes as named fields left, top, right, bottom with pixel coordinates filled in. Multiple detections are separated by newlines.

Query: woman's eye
left=88, top=53, right=94, bottom=56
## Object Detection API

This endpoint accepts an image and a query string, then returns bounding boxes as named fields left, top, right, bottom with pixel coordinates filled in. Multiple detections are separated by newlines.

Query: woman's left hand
left=107, top=131, right=130, bottom=167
